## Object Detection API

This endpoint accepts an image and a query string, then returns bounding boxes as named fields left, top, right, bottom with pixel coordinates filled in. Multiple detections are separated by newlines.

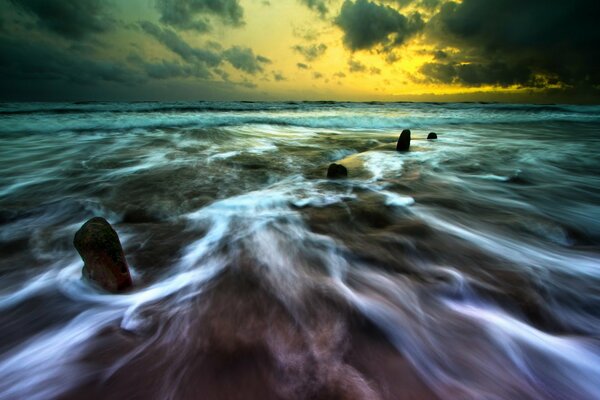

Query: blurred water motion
left=1, top=102, right=600, bottom=399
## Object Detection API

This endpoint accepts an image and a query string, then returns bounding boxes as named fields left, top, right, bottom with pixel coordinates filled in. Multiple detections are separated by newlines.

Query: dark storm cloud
left=420, top=61, right=532, bottom=87
left=9, top=0, right=114, bottom=39
left=334, top=0, right=424, bottom=51
left=127, top=54, right=212, bottom=79
left=155, top=0, right=244, bottom=31
left=0, top=37, right=141, bottom=89
left=223, top=46, right=270, bottom=74
left=140, top=21, right=221, bottom=66
left=424, top=0, right=600, bottom=90
left=292, top=43, right=327, bottom=61
left=140, top=22, right=271, bottom=76
left=144, top=61, right=203, bottom=79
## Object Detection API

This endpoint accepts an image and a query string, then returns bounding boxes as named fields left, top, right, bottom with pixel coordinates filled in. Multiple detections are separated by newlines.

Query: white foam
left=381, top=191, right=415, bottom=207
left=357, top=151, right=404, bottom=182
left=0, top=308, right=122, bottom=400
left=414, top=208, right=600, bottom=277
left=206, top=150, right=241, bottom=161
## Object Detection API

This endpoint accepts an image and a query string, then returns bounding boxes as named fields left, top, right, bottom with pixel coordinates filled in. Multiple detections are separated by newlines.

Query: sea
left=0, top=101, right=599, bottom=399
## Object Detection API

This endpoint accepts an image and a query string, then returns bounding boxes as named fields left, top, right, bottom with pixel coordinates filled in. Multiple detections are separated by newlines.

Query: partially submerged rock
left=427, top=132, right=438, bottom=140
left=396, top=129, right=411, bottom=151
left=326, top=154, right=370, bottom=179
left=74, top=217, right=133, bottom=292
left=327, top=163, right=348, bottom=179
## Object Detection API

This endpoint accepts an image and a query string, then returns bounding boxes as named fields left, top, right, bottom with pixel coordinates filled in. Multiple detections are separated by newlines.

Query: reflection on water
left=1, top=102, right=599, bottom=399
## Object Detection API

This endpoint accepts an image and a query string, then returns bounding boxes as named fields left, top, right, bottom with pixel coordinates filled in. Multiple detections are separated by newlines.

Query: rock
left=73, top=217, right=133, bottom=292
left=396, top=129, right=411, bottom=151
left=427, top=132, right=438, bottom=140
left=327, top=163, right=348, bottom=179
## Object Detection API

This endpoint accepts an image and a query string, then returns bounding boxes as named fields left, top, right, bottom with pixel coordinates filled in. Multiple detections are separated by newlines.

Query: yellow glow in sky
left=1, top=0, right=594, bottom=102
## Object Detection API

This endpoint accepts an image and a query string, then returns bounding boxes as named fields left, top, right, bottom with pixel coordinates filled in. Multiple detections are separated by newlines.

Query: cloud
left=141, top=22, right=270, bottom=77
left=0, top=12, right=4, bottom=29
left=223, top=46, right=270, bottom=74
left=145, top=61, right=208, bottom=79
left=420, top=61, right=532, bottom=87
left=313, top=71, right=323, bottom=79
left=238, top=79, right=257, bottom=89
left=334, top=0, right=424, bottom=51
left=379, top=0, right=440, bottom=12
left=297, top=63, right=309, bottom=69
left=140, top=21, right=221, bottom=66
left=432, top=49, right=448, bottom=60
left=348, top=59, right=366, bottom=72
left=292, top=43, right=327, bottom=61
left=272, top=71, right=286, bottom=81
left=155, top=0, right=244, bottom=31
left=423, top=0, right=600, bottom=90
left=419, top=0, right=441, bottom=10
left=292, top=25, right=318, bottom=41
left=140, top=22, right=271, bottom=77
left=128, top=54, right=212, bottom=80
left=8, top=0, right=115, bottom=39
left=213, top=68, right=229, bottom=80
left=0, top=36, right=142, bottom=98
left=0, top=32, right=268, bottom=100
left=298, top=0, right=329, bottom=17
left=256, top=55, right=272, bottom=64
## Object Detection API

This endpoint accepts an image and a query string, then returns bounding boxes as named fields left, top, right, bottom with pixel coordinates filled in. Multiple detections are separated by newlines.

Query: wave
left=1, top=101, right=600, bottom=134
left=2, top=111, right=600, bottom=135
left=2, top=101, right=600, bottom=114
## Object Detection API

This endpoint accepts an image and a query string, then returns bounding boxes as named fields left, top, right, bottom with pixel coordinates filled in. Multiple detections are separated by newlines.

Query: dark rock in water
left=73, top=217, right=133, bottom=292
left=396, top=129, right=411, bottom=151
left=327, top=163, right=348, bottom=179
left=427, top=132, right=438, bottom=140
left=122, top=208, right=160, bottom=224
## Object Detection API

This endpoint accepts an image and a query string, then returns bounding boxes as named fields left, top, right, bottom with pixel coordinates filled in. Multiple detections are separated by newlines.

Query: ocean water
left=0, top=101, right=599, bottom=399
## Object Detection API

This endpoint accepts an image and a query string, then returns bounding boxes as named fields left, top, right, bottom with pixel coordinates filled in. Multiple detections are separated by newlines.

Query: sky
left=0, top=0, right=598, bottom=102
